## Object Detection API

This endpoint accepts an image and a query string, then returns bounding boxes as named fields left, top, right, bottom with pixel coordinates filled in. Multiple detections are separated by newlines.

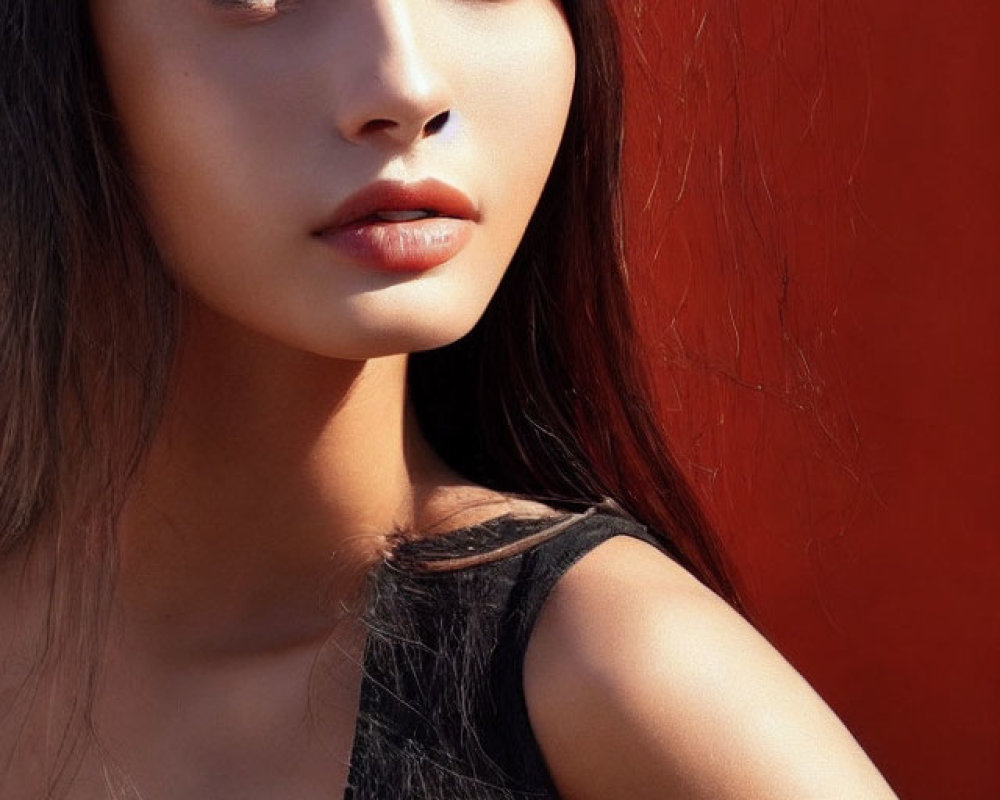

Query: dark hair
left=410, top=0, right=738, bottom=600
left=1, top=0, right=739, bottom=793
left=1, top=1, right=180, bottom=793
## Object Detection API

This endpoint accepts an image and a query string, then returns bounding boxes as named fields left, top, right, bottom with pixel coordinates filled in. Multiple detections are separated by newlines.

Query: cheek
left=90, top=11, right=299, bottom=281
left=457, top=13, right=576, bottom=254
left=467, top=14, right=576, bottom=172
left=111, top=93, right=279, bottom=275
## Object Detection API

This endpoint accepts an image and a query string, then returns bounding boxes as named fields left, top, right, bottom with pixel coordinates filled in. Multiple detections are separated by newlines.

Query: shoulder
left=523, top=536, right=898, bottom=800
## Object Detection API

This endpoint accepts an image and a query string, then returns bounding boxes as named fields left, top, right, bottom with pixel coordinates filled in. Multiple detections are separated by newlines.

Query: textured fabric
left=344, top=508, right=663, bottom=799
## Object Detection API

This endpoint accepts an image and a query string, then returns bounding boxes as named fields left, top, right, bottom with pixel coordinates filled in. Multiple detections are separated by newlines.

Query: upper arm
left=522, top=536, right=898, bottom=800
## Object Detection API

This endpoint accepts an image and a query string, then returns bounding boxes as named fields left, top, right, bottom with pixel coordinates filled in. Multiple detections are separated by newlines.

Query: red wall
left=623, top=2, right=999, bottom=798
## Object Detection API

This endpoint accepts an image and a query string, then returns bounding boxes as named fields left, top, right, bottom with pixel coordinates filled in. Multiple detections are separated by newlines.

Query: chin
left=292, top=300, right=489, bottom=362
left=301, top=274, right=498, bottom=360
left=181, top=260, right=501, bottom=363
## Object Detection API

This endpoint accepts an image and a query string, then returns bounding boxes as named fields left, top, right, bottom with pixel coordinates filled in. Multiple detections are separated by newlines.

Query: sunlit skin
left=0, top=0, right=899, bottom=797
left=25, top=0, right=574, bottom=796
left=93, top=0, right=575, bottom=360
left=87, top=0, right=575, bottom=643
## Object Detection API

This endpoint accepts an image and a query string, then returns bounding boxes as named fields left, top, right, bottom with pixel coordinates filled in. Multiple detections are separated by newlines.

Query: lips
left=314, top=179, right=478, bottom=274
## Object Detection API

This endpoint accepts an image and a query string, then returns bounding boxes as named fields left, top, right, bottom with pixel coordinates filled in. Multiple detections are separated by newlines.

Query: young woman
left=0, top=0, right=899, bottom=797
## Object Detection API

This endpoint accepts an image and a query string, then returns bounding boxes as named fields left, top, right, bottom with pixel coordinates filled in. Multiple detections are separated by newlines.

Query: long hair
left=1, top=0, right=739, bottom=793
left=411, top=0, right=738, bottom=599
left=1, top=0, right=176, bottom=793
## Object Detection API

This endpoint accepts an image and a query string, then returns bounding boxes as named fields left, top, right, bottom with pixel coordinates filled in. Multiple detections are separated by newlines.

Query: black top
left=344, top=507, right=663, bottom=799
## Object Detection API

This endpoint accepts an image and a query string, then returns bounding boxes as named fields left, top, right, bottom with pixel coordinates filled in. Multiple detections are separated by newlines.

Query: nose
left=333, top=0, right=454, bottom=147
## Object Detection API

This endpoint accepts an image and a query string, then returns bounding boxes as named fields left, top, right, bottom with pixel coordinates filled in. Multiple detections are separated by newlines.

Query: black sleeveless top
left=344, top=508, right=663, bottom=799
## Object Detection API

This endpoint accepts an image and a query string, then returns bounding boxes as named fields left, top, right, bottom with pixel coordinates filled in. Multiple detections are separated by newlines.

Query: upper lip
left=315, top=179, right=480, bottom=232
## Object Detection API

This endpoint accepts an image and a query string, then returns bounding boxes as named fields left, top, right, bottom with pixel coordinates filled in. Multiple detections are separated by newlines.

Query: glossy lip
left=316, top=179, right=480, bottom=231
left=313, top=179, right=479, bottom=274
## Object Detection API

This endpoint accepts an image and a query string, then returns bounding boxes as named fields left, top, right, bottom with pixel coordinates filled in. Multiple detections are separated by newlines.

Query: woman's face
left=89, top=0, right=575, bottom=359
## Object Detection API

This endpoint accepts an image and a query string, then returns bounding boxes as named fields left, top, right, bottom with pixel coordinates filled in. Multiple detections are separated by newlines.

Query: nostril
left=423, top=110, right=450, bottom=136
left=350, top=111, right=449, bottom=143
left=360, top=118, right=396, bottom=136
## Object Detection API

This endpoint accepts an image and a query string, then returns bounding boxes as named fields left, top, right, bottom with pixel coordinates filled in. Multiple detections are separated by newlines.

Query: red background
left=621, top=1, right=999, bottom=797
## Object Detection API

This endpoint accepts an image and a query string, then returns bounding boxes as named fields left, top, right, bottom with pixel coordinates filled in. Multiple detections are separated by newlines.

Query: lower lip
left=317, top=218, right=474, bottom=273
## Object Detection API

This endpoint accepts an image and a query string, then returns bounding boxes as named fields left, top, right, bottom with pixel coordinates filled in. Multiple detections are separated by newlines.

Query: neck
left=117, top=302, right=456, bottom=657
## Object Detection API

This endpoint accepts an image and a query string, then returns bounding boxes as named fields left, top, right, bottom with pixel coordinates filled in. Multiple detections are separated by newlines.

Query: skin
left=4, top=0, right=572, bottom=796
left=88, top=0, right=575, bottom=674
left=0, top=0, right=898, bottom=798
left=91, top=0, right=575, bottom=361
left=524, top=538, right=900, bottom=799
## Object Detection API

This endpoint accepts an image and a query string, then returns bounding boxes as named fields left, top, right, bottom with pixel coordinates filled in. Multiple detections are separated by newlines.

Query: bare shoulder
left=523, top=536, right=898, bottom=800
